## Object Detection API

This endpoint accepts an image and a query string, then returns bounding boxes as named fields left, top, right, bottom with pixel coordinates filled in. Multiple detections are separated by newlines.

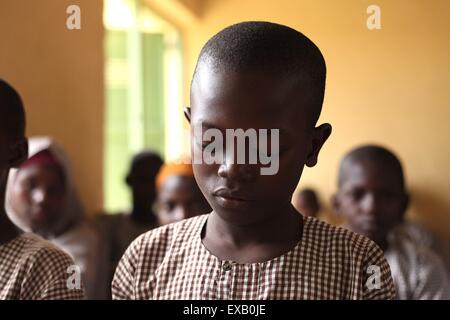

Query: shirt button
left=223, top=261, right=233, bottom=271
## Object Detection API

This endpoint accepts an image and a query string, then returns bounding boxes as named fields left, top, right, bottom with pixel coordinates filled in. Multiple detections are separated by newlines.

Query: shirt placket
left=216, top=260, right=236, bottom=299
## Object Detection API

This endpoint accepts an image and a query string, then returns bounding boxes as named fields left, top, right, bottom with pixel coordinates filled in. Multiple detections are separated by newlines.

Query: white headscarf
left=5, top=136, right=86, bottom=237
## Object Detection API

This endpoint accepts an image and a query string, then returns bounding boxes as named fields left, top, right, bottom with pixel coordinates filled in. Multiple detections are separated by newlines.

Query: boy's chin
left=211, top=205, right=278, bottom=227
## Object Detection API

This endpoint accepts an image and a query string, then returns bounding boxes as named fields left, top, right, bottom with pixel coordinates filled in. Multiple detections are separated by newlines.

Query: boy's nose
left=360, top=193, right=380, bottom=216
left=217, top=162, right=257, bottom=182
left=31, top=188, right=48, bottom=205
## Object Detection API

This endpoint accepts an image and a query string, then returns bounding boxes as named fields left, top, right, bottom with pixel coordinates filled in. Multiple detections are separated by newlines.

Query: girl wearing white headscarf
left=5, top=136, right=109, bottom=299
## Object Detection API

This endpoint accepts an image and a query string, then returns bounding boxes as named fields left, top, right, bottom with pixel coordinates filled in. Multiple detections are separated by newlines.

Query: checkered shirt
left=0, top=233, right=85, bottom=299
left=112, top=214, right=395, bottom=300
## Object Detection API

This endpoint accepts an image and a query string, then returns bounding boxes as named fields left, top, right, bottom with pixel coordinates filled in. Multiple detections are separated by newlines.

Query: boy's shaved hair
left=338, top=145, right=405, bottom=189
left=192, top=21, right=327, bottom=127
left=0, top=79, right=26, bottom=138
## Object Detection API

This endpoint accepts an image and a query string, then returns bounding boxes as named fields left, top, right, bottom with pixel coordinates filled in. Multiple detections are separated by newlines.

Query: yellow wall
left=180, top=0, right=450, bottom=266
left=0, top=0, right=104, bottom=215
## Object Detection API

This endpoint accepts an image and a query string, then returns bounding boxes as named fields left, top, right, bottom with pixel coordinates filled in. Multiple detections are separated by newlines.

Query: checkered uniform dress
left=112, top=215, right=395, bottom=300
left=0, top=233, right=85, bottom=299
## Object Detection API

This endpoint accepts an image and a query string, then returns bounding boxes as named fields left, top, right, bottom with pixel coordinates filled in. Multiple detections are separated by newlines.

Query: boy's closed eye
left=346, top=188, right=402, bottom=204
left=198, top=136, right=289, bottom=158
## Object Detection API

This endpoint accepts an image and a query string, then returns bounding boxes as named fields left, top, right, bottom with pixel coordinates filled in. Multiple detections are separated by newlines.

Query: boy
left=113, top=21, right=395, bottom=299
left=97, top=151, right=163, bottom=256
left=333, top=145, right=450, bottom=299
left=124, top=151, right=164, bottom=227
left=155, top=162, right=211, bottom=225
left=0, top=79, right=84, bottom=299
left=96, top=150, right=163, bottom=297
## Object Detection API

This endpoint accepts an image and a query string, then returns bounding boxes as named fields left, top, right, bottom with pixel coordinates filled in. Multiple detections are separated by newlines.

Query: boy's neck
left=202, top=203, right=303, bottom=263
left=131, top=201, right=156, bottom=225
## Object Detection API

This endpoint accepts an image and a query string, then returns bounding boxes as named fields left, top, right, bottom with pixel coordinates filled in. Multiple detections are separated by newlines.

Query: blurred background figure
left=124, top=150, right=163, bottom=227
left=156, top=162, right=211, bottom=225
left=393, top=221, right=438, bottom=252
left=95, top=150, right=163, bottom=295
left=294, top=188, right=321, bottom=218
left=333, top=145, right=450, bottom=300
left=5, top=136, right=108, bottom=299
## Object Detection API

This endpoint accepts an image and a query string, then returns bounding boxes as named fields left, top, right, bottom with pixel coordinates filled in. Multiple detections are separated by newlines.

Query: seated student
left=112, top=21, right=395, bottom=300
left=393, top=220, right=438, bottom=251
left=293, top=188, right=321, bottom=218
left=332, top=145, right=450, bottom=299
left=5, top=136, right=107, bottom=299
left=96, top=151, right=163, bottom=271
left=0, top=79, right=84, bottom=299
left=155, top=162, right=211, bottom=225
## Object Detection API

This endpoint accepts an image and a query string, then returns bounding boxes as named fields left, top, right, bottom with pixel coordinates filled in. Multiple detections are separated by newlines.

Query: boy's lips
left=212, top=188, right=254, bottom=209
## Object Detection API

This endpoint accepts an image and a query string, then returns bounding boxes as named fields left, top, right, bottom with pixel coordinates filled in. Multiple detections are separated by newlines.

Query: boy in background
left=333, top=145, right=449, bottom=299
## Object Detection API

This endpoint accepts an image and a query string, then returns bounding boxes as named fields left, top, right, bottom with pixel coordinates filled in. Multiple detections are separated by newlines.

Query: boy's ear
left=9, top=137, right=28, bottom=168
left=403, top=193, right=410, bottom=211
left=184, top=107, right=192, bottom=124
left=305, top=123, right=332, bottom=167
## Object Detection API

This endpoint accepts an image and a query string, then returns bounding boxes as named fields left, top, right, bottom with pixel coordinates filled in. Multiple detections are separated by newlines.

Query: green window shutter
left=104, top=30, right=166, bottom=212
left=105, top=30, right=130, bottom=212
left=142, top=33, right=165, bottom=156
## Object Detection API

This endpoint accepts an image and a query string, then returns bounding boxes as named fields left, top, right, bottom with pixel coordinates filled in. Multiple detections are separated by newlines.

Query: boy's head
left=333, top=145, right=409, bottom=249
left=156, top=162, right=211, bottom=225
left=0, top=79, right=28, bottom=192
left=126, top=150, right=163, bottom=208
left=294, top=188, right=320, bottom=218
left=186, top=21, right=332, bottom=226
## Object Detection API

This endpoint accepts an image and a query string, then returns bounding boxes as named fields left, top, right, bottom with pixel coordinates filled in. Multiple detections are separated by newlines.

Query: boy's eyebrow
left=195, top=121, right=226, bottom=135
left=200, top=121, right=222, bottom=131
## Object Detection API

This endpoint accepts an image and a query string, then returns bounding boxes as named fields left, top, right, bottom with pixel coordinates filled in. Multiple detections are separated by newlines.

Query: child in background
left=5, top=136, right=108, bottom=299
left=156, top=162, right=211, bottom=225
left=96, top=150, right=163, bottom=297
left=0, top=79, right=84, bottom=299
left=293, top=188, right=321, bottom=218
left=333, top=145, right=450, bottom=299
